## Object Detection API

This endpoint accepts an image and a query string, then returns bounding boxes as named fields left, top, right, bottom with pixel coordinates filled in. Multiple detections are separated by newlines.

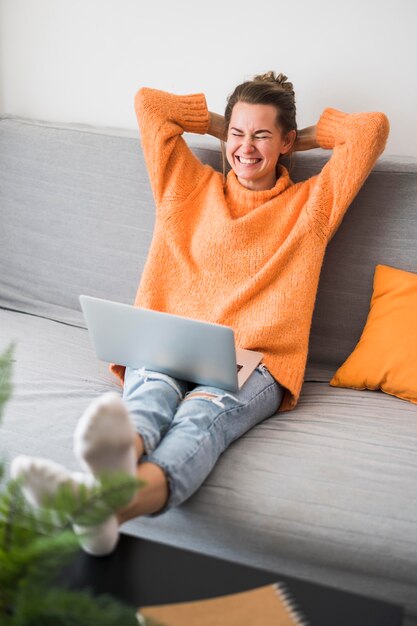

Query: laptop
left=79, top=295, right=263, bottom=393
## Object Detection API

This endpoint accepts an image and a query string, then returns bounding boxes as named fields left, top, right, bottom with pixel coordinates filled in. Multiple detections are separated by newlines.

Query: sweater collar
left=224, top=164, right=293, bottom=218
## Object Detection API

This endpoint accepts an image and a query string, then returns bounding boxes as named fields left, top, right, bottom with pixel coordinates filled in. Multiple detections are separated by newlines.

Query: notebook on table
left=79, top=295, right=263, bottom=392
left=139, top=583, right=307, bottom=626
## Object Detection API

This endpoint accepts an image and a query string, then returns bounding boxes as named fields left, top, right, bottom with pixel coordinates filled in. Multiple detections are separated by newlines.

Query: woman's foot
left=10, top=455, right=119, bottom=556
left=73, top=392, right=138, bottom=477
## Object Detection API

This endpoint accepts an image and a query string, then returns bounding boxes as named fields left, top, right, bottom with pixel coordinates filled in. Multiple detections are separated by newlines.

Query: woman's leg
left=13, top=367, right=191, bottom=555
left=76, top=365, right=192, bottom=519
left=121, top=366, right=192, bottom=456
left=13, top=365, right=283, bottom=553
left=117, top=460, right=170, bottom=521
left=117, top=364, right=285, bottom=522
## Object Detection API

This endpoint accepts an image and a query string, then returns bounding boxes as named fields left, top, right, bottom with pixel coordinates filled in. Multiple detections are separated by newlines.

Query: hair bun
left=254, top=71, right=294, bottom=95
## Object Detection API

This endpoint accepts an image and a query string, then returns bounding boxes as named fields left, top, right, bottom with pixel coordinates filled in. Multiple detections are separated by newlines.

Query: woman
left=11, top=71, right=390, bottom=555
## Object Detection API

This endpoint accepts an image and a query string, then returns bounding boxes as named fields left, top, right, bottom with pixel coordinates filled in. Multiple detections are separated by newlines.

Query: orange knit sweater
left=110, top=87, right=389, bottom=412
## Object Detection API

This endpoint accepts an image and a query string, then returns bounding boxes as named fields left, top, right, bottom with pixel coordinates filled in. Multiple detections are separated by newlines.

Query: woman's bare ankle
left=134, top=433, right=145, bottom=461
left=116, top=462, right=169, bottom=523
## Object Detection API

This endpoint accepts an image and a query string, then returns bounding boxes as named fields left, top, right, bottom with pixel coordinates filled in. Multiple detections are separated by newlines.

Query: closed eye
left=231, top=133, right=269, bottom=139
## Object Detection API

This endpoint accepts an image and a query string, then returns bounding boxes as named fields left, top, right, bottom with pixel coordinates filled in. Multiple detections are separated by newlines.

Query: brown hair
left=220, top=71, right=297, bottom=185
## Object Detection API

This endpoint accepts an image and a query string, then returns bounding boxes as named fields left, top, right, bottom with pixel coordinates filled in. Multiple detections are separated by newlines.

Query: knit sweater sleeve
left=308, top=108, right=390, bottom=240
left=134, top=87, right=210, bottom=207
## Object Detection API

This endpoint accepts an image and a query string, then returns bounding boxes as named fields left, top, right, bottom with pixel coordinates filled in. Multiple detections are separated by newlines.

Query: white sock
left=73, top=391, right=137, bottom=478
left=10, top=455, right=119, bottom=556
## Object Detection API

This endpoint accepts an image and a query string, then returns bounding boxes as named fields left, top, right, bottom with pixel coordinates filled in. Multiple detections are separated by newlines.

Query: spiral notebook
left=138, top=582, right=308, bottom=626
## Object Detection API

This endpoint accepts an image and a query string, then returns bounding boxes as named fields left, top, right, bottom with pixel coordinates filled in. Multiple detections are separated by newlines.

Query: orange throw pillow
left=329, top=264, right=417, bottom=405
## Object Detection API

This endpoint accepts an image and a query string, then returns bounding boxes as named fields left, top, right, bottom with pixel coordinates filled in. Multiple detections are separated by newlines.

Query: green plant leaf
left=12, top=585, right=140, bottom=626
left=0, top=343, right=14, bottom=425
left=0, top=344, right=160, bottom=625
left=41, top=471, right=145, bottom=527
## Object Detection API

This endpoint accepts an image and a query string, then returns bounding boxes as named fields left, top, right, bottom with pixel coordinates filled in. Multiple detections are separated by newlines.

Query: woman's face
left=226, top=101, right=295, bottom=191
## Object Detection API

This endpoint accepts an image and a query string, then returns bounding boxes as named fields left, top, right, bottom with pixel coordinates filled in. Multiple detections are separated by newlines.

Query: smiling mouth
left=236, top=156, right=262, bottom=165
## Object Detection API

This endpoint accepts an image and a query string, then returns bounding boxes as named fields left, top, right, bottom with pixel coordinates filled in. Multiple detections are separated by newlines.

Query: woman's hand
left=208, top=111, right=227, bottom=141
left=293, top=125, right=319, bottom=151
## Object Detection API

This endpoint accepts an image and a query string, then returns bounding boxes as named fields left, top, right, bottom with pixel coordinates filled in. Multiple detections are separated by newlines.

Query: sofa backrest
left=1, top=115, right=417, bottom=369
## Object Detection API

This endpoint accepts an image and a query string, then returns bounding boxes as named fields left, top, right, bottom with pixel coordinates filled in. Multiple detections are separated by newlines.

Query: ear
left=280, top=130, right=297, bottom=155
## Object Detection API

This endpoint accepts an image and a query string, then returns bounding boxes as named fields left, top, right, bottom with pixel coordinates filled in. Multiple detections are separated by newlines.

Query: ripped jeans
left=122, top=364, right=285, bottom=515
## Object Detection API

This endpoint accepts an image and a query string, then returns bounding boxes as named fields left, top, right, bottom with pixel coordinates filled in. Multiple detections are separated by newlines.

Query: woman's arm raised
left=306, top=108, right=390, bottom=240
left=207, top=111, right=227, bottom=141
left=135, top=87, right=210, bottom=208
left=293, top=125, right=319, bottom=151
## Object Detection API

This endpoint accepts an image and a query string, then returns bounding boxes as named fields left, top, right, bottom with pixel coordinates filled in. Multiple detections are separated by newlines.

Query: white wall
left=1, top=0, right=416, bottom=156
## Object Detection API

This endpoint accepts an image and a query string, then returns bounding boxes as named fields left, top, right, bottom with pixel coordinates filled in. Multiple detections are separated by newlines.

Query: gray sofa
left=1, top=114, right=416, bottom=624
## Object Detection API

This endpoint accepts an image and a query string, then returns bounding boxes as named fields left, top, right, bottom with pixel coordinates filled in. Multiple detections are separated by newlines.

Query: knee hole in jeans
left=182, top=390, right=239, bottom=409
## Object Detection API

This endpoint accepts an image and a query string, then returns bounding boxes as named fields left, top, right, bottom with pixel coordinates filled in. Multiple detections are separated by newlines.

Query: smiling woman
left=226, top=101, right=295, bottom=190
left=11, top=70, right=390, bottom=558
left=208, top=72, right=319, bottom=190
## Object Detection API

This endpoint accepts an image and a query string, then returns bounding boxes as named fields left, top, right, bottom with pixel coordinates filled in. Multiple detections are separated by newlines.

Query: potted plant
left=0, top=343, right=162, bottom=626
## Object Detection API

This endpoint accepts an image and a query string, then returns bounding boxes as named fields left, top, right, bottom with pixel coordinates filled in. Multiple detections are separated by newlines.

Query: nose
left=241, top=137, right=255, bottom=153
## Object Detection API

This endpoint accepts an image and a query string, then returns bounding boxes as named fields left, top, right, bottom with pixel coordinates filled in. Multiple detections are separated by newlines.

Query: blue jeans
left=122, top=364, right=285, bottom=515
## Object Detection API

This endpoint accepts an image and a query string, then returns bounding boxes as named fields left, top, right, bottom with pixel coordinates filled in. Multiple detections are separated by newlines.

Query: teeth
left=238, top=156, right=260, bottom=164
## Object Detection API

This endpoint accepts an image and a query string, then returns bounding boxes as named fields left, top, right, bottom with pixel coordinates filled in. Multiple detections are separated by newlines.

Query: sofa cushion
left=330, top=263, right=417, bottom=405
left=0, top=308, right=119, bottom=461
left=1, top=306, right=417, bottom=622
left=0, top=117, right=154, bottom=327
left=307, top=156, right=417, bottom=370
